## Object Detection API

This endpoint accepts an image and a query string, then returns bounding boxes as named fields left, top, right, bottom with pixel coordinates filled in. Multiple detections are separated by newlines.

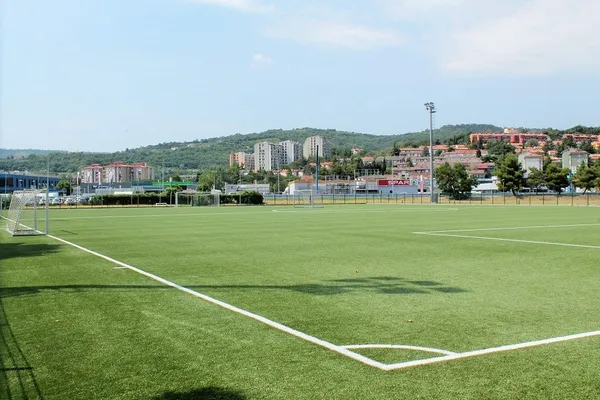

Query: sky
left=1, top=0, right=600, bottom=152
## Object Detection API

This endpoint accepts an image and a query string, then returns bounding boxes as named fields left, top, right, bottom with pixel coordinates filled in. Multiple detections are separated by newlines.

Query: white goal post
left=4, top=190, right=49, bottom=236
left=293, top=190, right=324, bottom=208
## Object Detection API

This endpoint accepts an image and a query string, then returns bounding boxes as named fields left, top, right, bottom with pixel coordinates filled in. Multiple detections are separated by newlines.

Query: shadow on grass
left=0, top=277, right=467, bottom=298
left=150, top=387, right=246, bottom=400
left=0, top=242, right=61, bottom=261
left=0, top=297, right=45, bottom=399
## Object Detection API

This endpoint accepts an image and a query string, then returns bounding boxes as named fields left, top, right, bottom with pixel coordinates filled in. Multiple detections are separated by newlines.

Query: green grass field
left=2, top=204, right=600, bottom=399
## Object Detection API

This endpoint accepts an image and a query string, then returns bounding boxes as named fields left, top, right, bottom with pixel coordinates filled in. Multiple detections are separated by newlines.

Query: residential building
left=279, top=140, right=302, bottom=165
left=562, top=149, right=589, bottom=175
left=303, top=136, right=330, bottom=159
left=510, top=133, right=550, bottom=146
left=470, top=133, right=512, bottom=145
left=229, top=152, right=249, bottom=168
left=518, top=152, right=544, bottom=177
left=80, top=162, right=154, bottom=184
left=563, top=134, right=600, bottom=144
left=254, top=142, right=281, bottom=171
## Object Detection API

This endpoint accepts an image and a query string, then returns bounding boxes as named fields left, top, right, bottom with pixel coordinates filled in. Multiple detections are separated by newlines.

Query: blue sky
left=2, top=0, right=599, bottom=152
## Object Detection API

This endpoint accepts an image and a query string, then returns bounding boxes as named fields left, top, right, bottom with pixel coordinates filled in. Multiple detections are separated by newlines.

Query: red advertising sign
left=377, top=179, right=411, bottom=186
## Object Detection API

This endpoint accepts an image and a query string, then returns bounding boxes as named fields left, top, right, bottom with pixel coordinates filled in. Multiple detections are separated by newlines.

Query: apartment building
left=80, top=162, right=154, bottom=184
left=254, top=142, right=281, bottom=171
left=229, top=151, right=255, bottom=169
left=562, top=149, right=589, bottom=174
left=279, top=140, right=303, bottom=165
left=303, top=136, right=330, bottom=159
left=518, top=152, right=544, bottom=177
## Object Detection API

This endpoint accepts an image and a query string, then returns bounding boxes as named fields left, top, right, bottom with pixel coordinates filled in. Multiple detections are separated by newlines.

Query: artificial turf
left=1, top=204, right=600, bottom=399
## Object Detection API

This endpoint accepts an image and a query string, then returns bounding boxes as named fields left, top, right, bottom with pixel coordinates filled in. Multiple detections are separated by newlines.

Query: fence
left=261, top=192, right=600, bottom=207
left=32, top=192, right=600, bottom=209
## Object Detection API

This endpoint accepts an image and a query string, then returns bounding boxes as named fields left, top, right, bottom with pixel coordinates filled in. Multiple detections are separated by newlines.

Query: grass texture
left=1, top=204, right=600, bottom=399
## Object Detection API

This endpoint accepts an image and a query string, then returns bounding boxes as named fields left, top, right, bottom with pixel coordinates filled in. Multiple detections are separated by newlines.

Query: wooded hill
left=1, top=124, right=506, bottom=174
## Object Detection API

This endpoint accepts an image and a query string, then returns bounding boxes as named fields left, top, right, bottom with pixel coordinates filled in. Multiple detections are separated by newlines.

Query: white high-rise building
left=279, top=140, right=303, bottom=165
left=303, top=136, right=330, bottom=159
left=254, top=142, right=281, bottom=172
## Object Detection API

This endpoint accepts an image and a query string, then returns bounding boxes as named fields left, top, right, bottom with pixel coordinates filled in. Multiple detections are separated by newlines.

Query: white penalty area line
left=44, top=233, right=387, bottom=370
left=342, top=344, right=456, bottom=356
left=414, top=233, right=600, bottom=250
left=414, top=223, right=600, bottom=235
left=44, top=233, right=600, bottom=372
left=382, top=330, right=600, bottom=371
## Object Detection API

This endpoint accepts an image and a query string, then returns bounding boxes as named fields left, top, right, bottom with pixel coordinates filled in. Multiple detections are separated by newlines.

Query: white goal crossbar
left=5, top=190, right=48, bottom=236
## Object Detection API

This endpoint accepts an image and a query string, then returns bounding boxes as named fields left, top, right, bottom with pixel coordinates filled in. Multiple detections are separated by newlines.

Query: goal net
left=293, top=190, right=324, bottom=208
left=5, top=190, right=48, bottom=236
left=175, top=192, right=220, bottom=207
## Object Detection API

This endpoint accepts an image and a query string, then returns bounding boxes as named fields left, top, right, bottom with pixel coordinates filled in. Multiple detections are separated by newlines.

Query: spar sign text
left=377, top=179, right=411, bottom=186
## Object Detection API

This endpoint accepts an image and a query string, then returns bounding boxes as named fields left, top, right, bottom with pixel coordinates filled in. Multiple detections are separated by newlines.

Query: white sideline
left=342, top=344, right=456, bottom=356
left=414, top=222, right=600, bottom=234
left=383, top=330, right=600, bottom=371
left=415, top=233, right=600, bottom=250
left=45, top=233, right=387, bottom=370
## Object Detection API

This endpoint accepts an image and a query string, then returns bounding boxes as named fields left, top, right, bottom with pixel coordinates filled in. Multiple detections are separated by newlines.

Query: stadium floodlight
left=424, top=102, right=436, bottom=204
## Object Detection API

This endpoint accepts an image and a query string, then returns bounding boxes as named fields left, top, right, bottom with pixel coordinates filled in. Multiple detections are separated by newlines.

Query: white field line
left=414, top=223, right=600, bottom=235
left=44, top=233, right=387, bottom=370
left=383, top=330, right=600, bottom=371
left=342, top=344, right=456, bottom=356
left=416, top=233, right=600, bottom=250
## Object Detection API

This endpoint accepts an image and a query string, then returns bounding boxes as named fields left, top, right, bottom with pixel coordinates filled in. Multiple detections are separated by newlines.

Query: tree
left=579, top=140, right=597, bottom=154
left=56, top=179, right=72, bottom=195
left=524, top=138, right=539, bottom=147
left=421, top=147, right=430, bottom=157
left=495, top=154, right=524, bottom=196
left=526, top=167, right=545, bottom=192
left=435, top=162, right=478, bottom=200
left=572, top=164, right=598, bottom=194
left=544, top=163, right=570, bottom=194
left=406, top=157, right=414, bottom=167
left=487, top=141, right=515, bottom=158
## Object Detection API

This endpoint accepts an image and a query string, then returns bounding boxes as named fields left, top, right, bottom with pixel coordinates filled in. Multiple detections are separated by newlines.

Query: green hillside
left=0, top=124, right=507, bottom=174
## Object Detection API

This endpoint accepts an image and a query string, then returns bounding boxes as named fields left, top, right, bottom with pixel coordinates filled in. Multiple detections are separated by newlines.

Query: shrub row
left=89, top=191, right=264, bottom=206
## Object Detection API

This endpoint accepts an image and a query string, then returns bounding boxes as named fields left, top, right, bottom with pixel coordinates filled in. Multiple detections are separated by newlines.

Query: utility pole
left=424, top=102, right=436, bottom=204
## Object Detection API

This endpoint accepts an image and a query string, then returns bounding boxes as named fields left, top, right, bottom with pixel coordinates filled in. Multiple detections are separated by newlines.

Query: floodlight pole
left=46, top=158, right=50, bottom=234
left=315, top=145, right=319, bottom=193
left=425, top=102, right=436, bottom=204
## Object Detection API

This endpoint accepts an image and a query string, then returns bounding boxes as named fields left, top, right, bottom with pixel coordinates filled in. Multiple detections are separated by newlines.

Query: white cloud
left=189, top=0, right=273, bottom=13
left=250, top=53, right=273, bottom=69
left=442, top=0, right=600, bottom=75
left=265, top=20, right=404, bottom=50
left=378, top=0, right=467, bottom=18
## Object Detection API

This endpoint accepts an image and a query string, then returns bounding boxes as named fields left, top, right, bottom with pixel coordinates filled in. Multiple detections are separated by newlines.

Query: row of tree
left=436, top=155, right=600, bottom=200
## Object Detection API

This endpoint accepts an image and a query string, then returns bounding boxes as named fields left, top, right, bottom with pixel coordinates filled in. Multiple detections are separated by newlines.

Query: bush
left=89, top=191, right=264, bottom=206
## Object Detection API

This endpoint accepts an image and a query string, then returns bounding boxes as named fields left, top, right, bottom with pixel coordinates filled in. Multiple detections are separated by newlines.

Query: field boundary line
left=383, top=330, right=600, bottom=370
left=414, top=223, right=600, bottom=234
left=342, top=344, right=456, bottom=355
left=414, top=232, right=600, bottom=250
left=44, top=233, right=387, bottom=370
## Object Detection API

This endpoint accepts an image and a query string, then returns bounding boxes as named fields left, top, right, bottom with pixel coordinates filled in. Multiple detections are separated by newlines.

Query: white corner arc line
left=416, top=233, right=600, bottom=250
left=413, top=223, right=600, bottom=235
left=45, top=234, right=387, bottom=370
left=382, top=330, right=600, bottom=371
left=342, top=344, right=456, bottom=355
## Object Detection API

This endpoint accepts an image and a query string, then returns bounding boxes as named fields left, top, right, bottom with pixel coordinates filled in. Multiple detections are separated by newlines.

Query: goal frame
left=293, top=190, right=324, bottom=208
left=175, top=192, right=220, bottom=207
left=4, top=189, right=49, bottom=236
